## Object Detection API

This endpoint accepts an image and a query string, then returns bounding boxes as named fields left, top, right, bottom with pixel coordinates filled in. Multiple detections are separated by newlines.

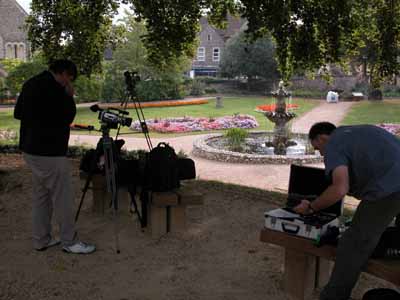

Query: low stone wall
left=192, top=132, right=323, bottom=165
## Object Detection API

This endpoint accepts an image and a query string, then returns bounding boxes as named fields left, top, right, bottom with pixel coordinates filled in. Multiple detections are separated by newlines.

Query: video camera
left=90, top=104, right=132, bottom=129
left=124, top=71, right=141, bottom=96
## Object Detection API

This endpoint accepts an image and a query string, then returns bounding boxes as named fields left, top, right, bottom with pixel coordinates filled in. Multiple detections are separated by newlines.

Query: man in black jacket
left=14, top=59, right=95, bottom=254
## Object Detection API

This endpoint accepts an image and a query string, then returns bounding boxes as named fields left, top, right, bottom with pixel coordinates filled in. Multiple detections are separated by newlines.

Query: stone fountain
left=259, top=81, right=296, bottom=155
left=192, top=82, right=322, bottom=164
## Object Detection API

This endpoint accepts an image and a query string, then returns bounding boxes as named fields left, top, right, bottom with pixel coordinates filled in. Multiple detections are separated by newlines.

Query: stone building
left=0, top=0, right=29, bottom=62
left=191, top=15, right=245, bottom=77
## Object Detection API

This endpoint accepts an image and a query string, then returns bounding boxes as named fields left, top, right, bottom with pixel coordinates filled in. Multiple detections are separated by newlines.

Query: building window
left=18, top=44, right=26, bottom=60
left=213, top=47, right=220, bottom=62
left=197, top=47, right=205, bottom=61
left=207, top=34, right=212, bottom=41
left=6, top=44, right=13, bottom=59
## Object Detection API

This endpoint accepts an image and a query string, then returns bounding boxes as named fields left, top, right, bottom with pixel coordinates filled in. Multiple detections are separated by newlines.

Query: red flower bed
left=256, top=103, right=299, bottom=112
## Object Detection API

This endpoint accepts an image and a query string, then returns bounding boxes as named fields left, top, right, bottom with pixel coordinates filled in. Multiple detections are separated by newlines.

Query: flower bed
left=130, top=114, right=259, bottom=133
left=100, top=98, right=208, bottom=109
left=377, top=123, right=400, bottom=136
left=256, top=103, right=299, bottom=112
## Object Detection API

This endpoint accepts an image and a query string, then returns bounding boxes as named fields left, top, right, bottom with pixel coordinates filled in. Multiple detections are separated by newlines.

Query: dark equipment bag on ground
left=362, top=288, right=400, bottom=299
left=145, top=142, right=180, bottom=192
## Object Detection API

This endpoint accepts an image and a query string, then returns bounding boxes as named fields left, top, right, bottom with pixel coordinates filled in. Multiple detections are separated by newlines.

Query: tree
left=5, top=56, right=47, bottom=96
left=101, top=13, right=191, bottom=101
left=27, top=0, right=400, bottom=86
left=27, top=0, right=120, bottom=76
left=220, top=32, right=279, bottom=83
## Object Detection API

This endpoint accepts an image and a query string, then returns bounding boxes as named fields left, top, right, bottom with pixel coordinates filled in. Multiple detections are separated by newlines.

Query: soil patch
left=0, top=154, right=395, bottom=300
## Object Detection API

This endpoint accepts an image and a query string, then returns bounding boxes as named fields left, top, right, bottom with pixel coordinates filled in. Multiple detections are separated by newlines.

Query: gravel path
left=70, top=100, right=355, bottom=192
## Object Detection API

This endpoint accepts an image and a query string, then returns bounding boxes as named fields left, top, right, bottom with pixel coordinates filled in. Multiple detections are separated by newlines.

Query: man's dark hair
left=49, top=59, right=78, bottom=81
left=308, top=122, right=337, bottom=140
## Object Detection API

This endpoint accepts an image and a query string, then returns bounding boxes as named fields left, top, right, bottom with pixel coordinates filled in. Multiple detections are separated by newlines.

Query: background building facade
left=191, top=15, right=245, bottom=77
left=0, top=0, right=29, bottom=61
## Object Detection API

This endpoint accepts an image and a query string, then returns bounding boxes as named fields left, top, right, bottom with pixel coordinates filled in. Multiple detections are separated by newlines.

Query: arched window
left=18, top=43, right=26, bottom=60
left=6, top=43, right=13, bottom=58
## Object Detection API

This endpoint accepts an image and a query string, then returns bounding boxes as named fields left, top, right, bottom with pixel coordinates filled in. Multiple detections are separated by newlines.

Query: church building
left=0, top=0, right=30, bottom=61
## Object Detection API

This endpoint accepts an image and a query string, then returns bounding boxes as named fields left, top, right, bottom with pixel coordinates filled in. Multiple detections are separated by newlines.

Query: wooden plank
left=176, top=188, right=204, bottom=205
left=284, top=249, right=316, bottom=300
left=260, top=227, right=336, bottom=259
left=316, top=258, right=333, bottom=288
left=147, top=204, right=167, bottom=238
left=260, top=228, right=400, bottom=286
left=151, top=191, right=179, bottom=206
left=169, top=205, right=186, bottom=232
left=91, top=174, right=107, bottom=214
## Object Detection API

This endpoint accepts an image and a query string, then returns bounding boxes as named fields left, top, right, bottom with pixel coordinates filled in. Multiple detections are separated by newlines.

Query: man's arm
left=294, top=165, right=349, bottom=214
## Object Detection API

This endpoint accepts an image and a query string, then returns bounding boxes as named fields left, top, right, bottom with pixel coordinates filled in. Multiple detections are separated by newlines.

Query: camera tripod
left=75, top=123, right=143, bottom=253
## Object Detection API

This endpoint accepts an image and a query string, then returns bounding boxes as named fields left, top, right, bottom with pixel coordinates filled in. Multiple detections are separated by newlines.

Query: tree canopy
left=27, top=0, right=400, bottom=85
left=220, top=32, right=279, bottom=82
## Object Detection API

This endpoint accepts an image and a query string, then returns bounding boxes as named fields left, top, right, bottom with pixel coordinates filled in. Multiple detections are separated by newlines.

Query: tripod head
left=124, top=71, right=141, bottom=98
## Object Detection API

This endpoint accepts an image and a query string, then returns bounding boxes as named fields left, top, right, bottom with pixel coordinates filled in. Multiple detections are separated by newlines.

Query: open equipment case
left=264, top=165, right=343, bottom=240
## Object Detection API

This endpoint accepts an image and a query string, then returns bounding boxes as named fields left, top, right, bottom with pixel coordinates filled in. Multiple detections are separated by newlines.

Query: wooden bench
left=147, top=187, right=204, bottom=238
left=260, top=228, right=400, bottom=300
left=81, top=173, right=204, bottom=238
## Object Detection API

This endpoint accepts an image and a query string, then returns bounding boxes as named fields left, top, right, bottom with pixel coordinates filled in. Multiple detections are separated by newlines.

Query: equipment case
left=264, top=165, right=343, bottom=240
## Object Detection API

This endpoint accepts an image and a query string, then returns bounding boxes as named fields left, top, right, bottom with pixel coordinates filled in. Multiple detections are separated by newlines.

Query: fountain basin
left=192, top=131, right=323, bottom=164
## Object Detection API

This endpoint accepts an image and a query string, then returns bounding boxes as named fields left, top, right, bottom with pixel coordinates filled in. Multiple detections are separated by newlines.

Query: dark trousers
left=320, top=192, right=400, bottom=300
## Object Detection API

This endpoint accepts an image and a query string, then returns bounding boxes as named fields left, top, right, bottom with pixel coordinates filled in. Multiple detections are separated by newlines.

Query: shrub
left=101, top=68, right=126, bottom=103
left=136, top=75, right=185, bottom=101
left=204, top=87, right=218, bottom=94
left=74, top=75, right=103, bottom=103
left=5, top=59, right=46, bottom=96
left=189, top=79, right=206, bottom=96
left=225, top=128, right=248, bottom=151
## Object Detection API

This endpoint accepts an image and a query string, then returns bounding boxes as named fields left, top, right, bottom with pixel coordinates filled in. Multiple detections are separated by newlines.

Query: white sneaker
left=62, top=241, right=96, bottom=254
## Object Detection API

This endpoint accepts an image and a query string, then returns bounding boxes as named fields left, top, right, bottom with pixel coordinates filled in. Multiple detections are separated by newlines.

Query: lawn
left=341, top=99, right=400, bottom=125
left=0, top=97, right=319, bottom=137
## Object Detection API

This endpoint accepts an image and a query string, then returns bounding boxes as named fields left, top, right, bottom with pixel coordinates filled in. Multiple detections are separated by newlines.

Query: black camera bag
left=145, top=142, right=180, bottom=192
left=178, top=158, right=196, bottom=180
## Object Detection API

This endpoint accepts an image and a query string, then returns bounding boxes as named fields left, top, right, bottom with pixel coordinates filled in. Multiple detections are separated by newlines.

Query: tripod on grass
left=75, top=123, right=143, bottom=254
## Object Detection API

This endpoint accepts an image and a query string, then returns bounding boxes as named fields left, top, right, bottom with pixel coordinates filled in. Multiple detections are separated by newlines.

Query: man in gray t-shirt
left=294, top=122, right=400, bottom=300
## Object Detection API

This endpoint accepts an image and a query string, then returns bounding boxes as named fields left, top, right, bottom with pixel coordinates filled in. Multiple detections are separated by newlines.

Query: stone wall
left=291, top=75, right=358, bottom=92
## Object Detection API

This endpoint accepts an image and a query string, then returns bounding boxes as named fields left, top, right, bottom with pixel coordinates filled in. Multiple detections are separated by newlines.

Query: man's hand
left=293, top=199, right=314, bottom=215
left=64, top=81, right=75, bottom=97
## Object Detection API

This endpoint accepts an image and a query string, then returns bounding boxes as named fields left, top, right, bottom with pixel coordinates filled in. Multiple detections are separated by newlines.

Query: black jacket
left=14, top=71, right=76, bottom=156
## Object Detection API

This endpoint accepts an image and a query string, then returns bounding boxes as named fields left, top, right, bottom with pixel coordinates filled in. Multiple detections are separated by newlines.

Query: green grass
left=0, top=97, right=319, bottom=137
left=341, top=99, right=400, bottom=125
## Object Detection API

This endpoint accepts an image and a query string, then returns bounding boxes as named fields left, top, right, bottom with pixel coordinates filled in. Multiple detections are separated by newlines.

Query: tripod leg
left=140, top=189, right=149, bottom=227
left=128, top=188, right=143, bottom=227
left=103, top=135, right=120, bottom=253
left=75, top=173, right=93, bottom=223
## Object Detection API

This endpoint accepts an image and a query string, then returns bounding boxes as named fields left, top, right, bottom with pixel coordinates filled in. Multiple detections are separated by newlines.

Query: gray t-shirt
left=324, top=125, right=400, bottom=201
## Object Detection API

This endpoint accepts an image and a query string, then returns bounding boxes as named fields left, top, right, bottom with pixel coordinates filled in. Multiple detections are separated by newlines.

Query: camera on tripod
left=124, top=71, right=141, bottom=96
left=90, top=104, right=132, bottom=129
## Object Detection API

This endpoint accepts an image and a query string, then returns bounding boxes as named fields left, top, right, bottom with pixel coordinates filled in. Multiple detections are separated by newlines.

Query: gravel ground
left=0, top=154, right=396, bottom=300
